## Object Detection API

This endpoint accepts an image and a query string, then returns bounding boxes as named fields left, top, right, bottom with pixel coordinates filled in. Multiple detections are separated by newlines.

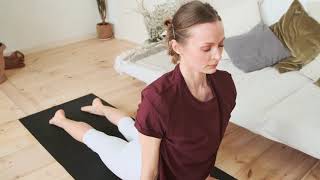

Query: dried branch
left=96, top=0, right=107, bottom=23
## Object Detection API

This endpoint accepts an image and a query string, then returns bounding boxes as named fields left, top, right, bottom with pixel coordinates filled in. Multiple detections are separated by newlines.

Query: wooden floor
left=0, top=38, right=319, bottom=180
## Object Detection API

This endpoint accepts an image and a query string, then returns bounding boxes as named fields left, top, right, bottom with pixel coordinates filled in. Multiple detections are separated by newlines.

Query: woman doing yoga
left=49, top=1, right=237, bottom=179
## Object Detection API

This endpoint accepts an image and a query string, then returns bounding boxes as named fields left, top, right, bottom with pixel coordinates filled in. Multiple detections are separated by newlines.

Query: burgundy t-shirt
left=134, top=64, right=237, bottom=180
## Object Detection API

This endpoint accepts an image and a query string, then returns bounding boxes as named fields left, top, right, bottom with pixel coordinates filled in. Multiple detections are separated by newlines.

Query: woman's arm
left=138, top=132, right=161, bottom=180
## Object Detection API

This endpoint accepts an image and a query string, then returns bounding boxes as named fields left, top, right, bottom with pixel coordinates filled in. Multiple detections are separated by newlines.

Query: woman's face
left=175, top=21, right=225, bottom=74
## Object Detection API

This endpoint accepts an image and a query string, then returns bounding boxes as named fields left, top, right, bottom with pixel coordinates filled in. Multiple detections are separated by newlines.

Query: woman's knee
left=100, top=141, right=141, bottom=180
left=118, top=117, right=139, bottom=141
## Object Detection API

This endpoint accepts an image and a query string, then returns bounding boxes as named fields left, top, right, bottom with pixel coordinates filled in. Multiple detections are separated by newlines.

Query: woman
left=49, top=1, right=237, bottom=180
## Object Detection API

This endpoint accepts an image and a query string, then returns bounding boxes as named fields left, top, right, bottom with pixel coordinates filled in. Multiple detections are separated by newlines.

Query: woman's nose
left=210, top=48, right=222, bottom=60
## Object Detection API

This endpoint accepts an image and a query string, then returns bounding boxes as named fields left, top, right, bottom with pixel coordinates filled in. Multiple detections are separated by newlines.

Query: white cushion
left=229, top=67, right=310, bottom=132
left=300, top=56, right=320, bottom=81
left=262, top=82, right=320, bottom=158
left=259, top=0, right=319, bottom=26
left=210, top=0, right=261, bottom=37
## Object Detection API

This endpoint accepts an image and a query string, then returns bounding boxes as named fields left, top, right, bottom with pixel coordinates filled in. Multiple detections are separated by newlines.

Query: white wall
left=108, top=0, right=260, bottom=43
left=1, top=0, right=318, bottom=53
left=108, top=0, right=320, bottom=43
left=108, top=0, right=168, bottom=44
left=107, top=0, right=258, bottom=43
left=0, top=0, right=100, bottom=53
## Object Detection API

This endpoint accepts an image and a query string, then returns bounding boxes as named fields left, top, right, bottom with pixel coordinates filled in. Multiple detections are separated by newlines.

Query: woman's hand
left=81, top=98, right=105, bottom=116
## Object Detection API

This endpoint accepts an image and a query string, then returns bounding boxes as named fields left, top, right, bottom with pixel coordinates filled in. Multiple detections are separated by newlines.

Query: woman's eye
left=203, top=45, right=223, bottom=52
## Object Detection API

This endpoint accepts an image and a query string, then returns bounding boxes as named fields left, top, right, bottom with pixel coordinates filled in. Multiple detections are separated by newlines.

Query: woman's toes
left=49, top=116, right=57, bottom=125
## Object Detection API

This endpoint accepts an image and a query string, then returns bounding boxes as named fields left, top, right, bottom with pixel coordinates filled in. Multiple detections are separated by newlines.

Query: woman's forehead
left=188, top=21, right=224, bottom=44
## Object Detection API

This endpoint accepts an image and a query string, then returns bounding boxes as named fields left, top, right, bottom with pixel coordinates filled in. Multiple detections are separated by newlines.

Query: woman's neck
left=179, top=61, right=209, bottom=90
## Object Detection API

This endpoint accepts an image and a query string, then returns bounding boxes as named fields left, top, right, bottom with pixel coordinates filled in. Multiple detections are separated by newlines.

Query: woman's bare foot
left=49, top=109, right=66, bottom=128
left=81, top=98, right=129, bottom=126
left=81, top=98, right=105, bottom=116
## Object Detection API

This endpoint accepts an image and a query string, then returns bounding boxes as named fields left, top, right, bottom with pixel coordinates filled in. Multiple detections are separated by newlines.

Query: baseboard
left=5, top=33, right=97, bottom=55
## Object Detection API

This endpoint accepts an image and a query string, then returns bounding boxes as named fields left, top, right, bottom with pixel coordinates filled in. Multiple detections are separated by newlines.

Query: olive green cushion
left=270, top=0, right=320, bottom=73
left=315, top=78, right=320, bottom=87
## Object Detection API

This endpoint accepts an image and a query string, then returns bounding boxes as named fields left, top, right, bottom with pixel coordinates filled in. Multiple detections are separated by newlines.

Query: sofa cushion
left=262, top=82, right=320, bottom=158
left=270, top=0, right=320, bottom=73
left=224, top=22, right=291, bottom=72
left=229, top=67, right=310, bottom=132
left=300, top=55, right=320, bottom=81
left=315, top=78, right=320, bottom=87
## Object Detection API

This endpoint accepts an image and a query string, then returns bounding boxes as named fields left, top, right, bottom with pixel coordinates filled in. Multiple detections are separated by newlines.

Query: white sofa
left=113, top=0, right=320, bottom=159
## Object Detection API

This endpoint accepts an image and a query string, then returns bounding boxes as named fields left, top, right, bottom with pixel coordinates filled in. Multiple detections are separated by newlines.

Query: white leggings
left=82, top=117, right=141, bottom=180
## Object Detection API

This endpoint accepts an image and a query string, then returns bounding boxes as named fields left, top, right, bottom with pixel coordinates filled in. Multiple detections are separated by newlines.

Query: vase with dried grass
left=96, top=0, right=113, bottom=40
left=0, top=43, right=7, bottom=84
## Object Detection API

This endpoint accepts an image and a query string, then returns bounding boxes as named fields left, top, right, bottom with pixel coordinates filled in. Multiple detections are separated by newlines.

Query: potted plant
left=0, top=43, right=7, bottom=84
left=96, top=0, right=113, bottom=40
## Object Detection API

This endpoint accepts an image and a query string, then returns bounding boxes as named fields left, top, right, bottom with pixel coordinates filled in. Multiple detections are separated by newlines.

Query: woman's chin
left=205, top=66, right=217, bottom=74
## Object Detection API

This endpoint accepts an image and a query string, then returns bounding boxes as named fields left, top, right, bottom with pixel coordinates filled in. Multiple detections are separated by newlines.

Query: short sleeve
left=134, top=91, right=166, bottom=139
left=229, top=73, right=237, bottom=110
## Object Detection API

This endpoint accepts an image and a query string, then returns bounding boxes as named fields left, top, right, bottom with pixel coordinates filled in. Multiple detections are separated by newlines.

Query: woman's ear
left=172, top=40, right=182, bottom=55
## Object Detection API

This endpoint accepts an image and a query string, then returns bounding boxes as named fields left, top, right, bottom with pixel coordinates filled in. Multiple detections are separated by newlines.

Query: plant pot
left=96, top=22, right=113, bottom=40
left=0, top=43, right=7, bottom=84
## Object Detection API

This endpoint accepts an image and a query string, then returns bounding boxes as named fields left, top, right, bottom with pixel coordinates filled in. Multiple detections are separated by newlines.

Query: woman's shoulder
left=144, top=69, right=176, bottom=94
left=141, top=71, right=177, bottom=108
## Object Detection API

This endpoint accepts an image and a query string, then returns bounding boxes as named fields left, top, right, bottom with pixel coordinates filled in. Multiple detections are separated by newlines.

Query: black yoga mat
left=19, top=93, right=236, bottom=180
